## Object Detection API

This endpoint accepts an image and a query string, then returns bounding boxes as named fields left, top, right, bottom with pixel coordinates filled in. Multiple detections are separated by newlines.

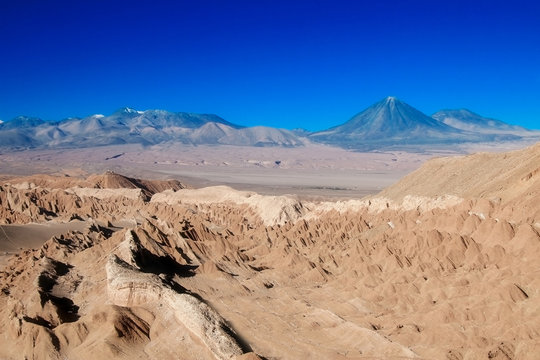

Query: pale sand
left=0, top=143, right=436, bottom=198
left=0, top=222, right=88, bottom=268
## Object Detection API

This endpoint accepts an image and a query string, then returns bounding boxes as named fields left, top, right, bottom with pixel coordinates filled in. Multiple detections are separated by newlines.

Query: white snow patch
left=122, top=107, right=139, bottom=114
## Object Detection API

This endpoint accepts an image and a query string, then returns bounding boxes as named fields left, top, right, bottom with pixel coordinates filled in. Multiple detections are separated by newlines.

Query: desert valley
left=1, top=96, right=539, bottom=359
left=4, top=1, right=540, bottom=358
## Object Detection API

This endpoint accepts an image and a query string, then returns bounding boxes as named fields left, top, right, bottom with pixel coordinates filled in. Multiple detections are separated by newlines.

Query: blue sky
left=1, top=0, right=539, bottom=131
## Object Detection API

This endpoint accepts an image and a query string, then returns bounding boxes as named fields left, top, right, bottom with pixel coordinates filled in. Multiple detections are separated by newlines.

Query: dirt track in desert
left=0, top=142, right=539, bottom=359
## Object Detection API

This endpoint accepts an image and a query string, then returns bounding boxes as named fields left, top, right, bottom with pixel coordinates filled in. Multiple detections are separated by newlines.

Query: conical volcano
left=310, top=96, right=485, bottom=150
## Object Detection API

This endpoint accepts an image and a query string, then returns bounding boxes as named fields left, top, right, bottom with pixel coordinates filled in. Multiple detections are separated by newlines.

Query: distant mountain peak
left=3, top=116, right=46, bottom=128
left=354, top=96, right=448, bottom=132
left=115, top=107, right=143, bottom=115
left=435, top=108, right=480, bottom=117
left=432, top=109, right=529, bottom=134
left=309, top=96, right=477, bottom=150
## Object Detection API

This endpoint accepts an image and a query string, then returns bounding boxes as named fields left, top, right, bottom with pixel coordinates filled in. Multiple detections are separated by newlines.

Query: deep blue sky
left=1, top=0, right=539, bottom=131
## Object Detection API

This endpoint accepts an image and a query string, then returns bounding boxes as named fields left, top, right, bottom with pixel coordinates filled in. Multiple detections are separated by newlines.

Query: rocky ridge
left=0, top=143, right=539, bottom=359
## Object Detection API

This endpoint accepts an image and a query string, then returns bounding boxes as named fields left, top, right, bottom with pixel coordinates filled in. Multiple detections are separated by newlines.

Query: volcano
left=310, top=96, right=491, bottom=150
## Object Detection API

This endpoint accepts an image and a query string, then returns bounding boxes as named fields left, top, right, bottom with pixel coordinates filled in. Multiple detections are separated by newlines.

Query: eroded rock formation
left=0, top=144, right=539, bottom=359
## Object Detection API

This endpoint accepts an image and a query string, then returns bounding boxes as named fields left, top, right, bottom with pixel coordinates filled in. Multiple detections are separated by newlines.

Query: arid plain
left=0, top=141, right=539, bottom=359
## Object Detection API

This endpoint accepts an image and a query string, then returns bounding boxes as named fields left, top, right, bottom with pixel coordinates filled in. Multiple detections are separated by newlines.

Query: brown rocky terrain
left=0, top=143, right=539, bottom=359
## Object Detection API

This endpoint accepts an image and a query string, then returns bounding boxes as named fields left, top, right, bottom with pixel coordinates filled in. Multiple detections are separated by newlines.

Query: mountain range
left=1, top=97, right=537, bottom=151
left=0, top=108, right=305, bottom=149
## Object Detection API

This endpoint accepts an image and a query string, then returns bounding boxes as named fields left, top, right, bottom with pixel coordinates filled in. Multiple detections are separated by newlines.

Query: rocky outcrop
left=106, top=254, right=244, bottom=360
left=151, top=186, right=307, bottom=226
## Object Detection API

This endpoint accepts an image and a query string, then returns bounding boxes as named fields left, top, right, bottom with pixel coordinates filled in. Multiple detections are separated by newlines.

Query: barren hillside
left=0, top=143, right=539, bottom=359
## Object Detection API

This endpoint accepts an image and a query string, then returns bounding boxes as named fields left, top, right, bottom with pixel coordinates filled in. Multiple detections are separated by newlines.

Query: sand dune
left=0, top=143, right=539, bottom=359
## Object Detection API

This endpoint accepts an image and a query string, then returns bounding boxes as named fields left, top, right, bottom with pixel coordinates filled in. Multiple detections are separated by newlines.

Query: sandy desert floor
left=0, top=143, right=467, bottom=199
left=1, top=141, right=534, bottom=199
left=0, top=141, right=539, bottom=359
